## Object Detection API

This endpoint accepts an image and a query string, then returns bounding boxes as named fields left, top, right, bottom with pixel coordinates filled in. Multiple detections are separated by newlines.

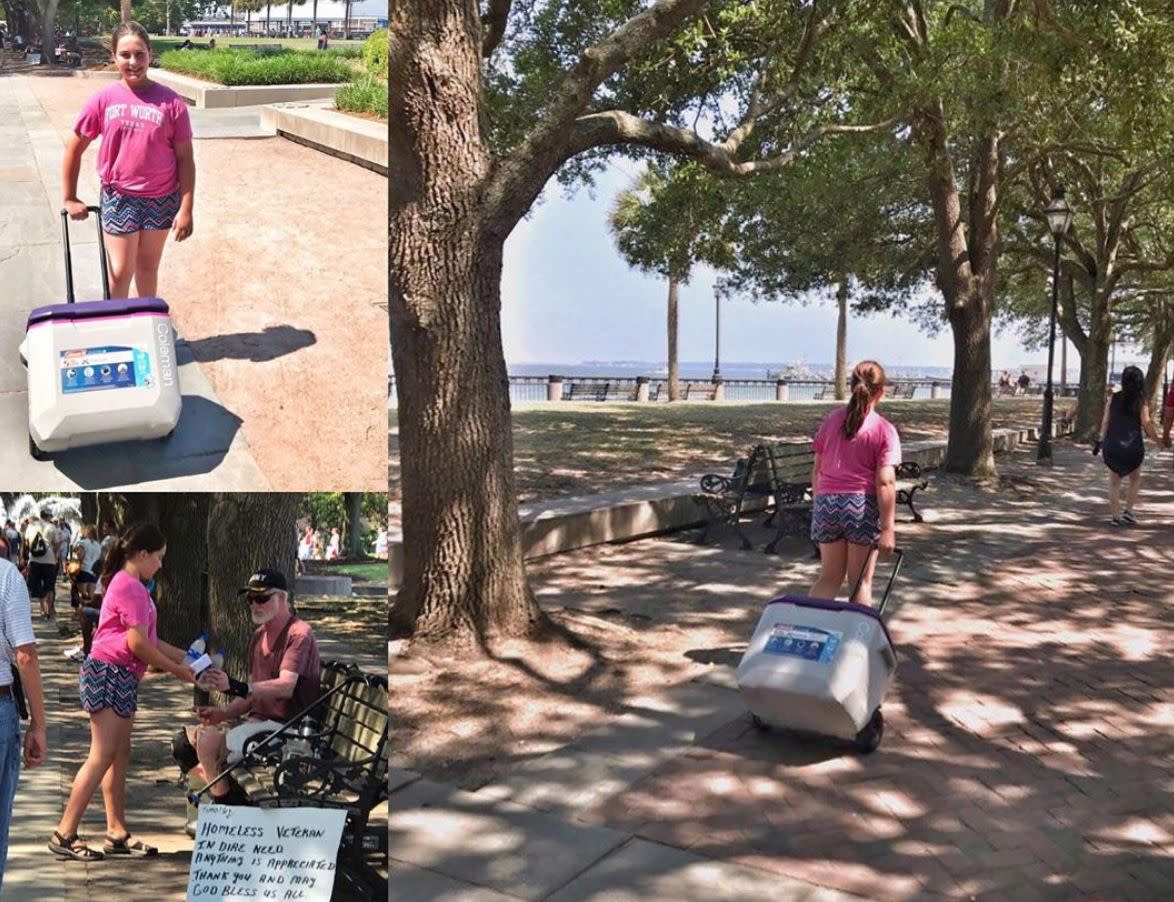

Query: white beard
left=251, top=605, right=276, bottom=625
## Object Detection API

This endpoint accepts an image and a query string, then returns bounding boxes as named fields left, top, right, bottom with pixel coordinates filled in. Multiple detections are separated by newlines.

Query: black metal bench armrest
left=699, top=474, right=733, bottom=494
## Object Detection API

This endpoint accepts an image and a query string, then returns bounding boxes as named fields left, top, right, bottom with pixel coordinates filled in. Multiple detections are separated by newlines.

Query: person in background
left=0, top=556, right=48, bottom=892
left=1097, top=365, right=1163, bottom=526
left=807, top=360, right=901, bottom=606
left=23, top=511, right=58, bottom=621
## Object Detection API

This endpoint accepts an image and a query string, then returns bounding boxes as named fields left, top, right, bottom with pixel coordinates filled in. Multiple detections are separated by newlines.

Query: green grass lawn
left=313, top=561, right=388, bottom=583
left=390, top=397, right=1051, bottom=503
left=151, top=35, right=366, bottom=53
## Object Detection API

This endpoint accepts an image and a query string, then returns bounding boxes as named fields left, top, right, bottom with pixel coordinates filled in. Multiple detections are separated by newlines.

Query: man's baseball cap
left=238, top=568, right=288, bottom=595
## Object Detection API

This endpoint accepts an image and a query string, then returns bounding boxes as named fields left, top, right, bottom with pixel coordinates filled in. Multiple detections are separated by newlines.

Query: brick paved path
left=393, top=441, right=1173, bottom=901
left=585, top=444, right=1174, bottom=900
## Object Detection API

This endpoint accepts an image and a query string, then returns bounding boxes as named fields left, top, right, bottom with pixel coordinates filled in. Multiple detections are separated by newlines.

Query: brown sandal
left=103, top=833, right=158, bottom=857
left=49, top=831, right=105, bottom=860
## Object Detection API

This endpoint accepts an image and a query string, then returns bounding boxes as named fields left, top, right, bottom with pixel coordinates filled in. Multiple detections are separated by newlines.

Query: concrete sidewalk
left=390, top=441, right=1174, bottom=900
left=4, top=581, right=388, bottom=901
left=2, top=70, right=389, bottom=490
left=0, top=75, right=268, bottom=490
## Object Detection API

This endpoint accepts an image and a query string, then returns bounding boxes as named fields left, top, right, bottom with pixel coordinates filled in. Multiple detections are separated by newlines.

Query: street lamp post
left=1038, top=185, right=1074, bottom=464
left=711, top=286, right=721, bottom=382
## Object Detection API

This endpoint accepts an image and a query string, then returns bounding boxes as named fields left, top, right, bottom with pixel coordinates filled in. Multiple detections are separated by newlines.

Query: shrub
left=335, top=75, right=387, bottom=119
left=157, top=48, right=353, bottom=85
left=361, top=29, right=387, bottom=79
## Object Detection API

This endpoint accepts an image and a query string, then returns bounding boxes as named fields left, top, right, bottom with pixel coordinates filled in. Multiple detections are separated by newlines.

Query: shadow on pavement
left=184, top=325, right=317, bottom=364
left=50, top=394, right=243, bottom=487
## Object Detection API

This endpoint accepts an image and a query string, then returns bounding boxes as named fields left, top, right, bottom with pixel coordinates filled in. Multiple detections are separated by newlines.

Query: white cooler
left=736, top=549, right=903, bottom=752
left=21, top=207, right=182, bottom=459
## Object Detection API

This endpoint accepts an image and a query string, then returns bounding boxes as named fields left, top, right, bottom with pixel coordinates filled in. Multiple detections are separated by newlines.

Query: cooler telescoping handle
left=60, top=206, right=110, bottom=304
left=847, top=545, right=904, bottom=617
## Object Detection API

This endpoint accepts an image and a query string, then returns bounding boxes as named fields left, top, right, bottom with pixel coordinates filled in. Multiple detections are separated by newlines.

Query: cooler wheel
left=29, top=434, right=48, bottom=461
left=855, top=709, right=884, bottom=754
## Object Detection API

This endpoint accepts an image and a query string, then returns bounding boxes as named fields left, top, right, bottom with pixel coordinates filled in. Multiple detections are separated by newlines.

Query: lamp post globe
left=1038, top=186, right=1074, bottom=464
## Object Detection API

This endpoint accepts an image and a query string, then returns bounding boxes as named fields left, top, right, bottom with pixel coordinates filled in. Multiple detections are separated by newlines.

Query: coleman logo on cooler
left=156, top=321, right=174, bottom=387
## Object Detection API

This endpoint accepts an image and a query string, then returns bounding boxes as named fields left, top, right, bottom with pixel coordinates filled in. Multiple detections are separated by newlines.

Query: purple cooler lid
left=765, top=594, right=897, bottom=654
left=27, top=297, right=169, bottom=329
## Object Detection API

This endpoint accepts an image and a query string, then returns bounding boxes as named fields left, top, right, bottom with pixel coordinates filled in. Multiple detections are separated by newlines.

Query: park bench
left=697, top=441, right=929, bottom=553
left=196, top=660, right=389, bottom=896
left=563, top=381, right=608, bottom=401
left=888, top=382, right=917, bottom=400
left=811, top=383, right=835, bottom=400
left=684, top=381, right=719, bottom=401
left=601, top=381, right=639, bottom=402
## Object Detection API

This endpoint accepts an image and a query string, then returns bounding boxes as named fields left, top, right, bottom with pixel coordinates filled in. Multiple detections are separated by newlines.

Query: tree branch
left=486, top=0, right=710, bottom=231
left=481, top=0, right=512, bottom=57
left=565, top=110, right=896, bottom=177
left=724, top=2, right=829, bottom=155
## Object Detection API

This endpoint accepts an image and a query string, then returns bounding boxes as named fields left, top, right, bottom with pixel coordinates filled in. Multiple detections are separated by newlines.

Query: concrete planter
left=260, top=103, right=387, bottom=174
left=149, top=68, right=342, bottom=109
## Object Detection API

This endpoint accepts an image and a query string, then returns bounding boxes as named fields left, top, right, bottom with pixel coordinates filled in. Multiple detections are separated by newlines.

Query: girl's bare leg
left=133, top=229, right=170, bottom=297
left=809, top=541, right=847, bottom=598
left=845, top=542, right=879, bottom=606
left=55, top=708, right=133, bottom=839
left=102, top=231, right=140, bottom=299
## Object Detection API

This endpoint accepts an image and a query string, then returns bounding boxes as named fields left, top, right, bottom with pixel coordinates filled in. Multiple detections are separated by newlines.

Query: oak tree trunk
left=206, top=493, right=299, bottom=671
left=154, top=494, right=210, bottom=645
left=345, top=492, right=363, bottom=557
left=390, top=4, right=542, bottom=649
left=667, top=275, right=680, bottom=401
left=834, top=280, right=848, bottom=400
left=945, top=293, right=996, bottom=475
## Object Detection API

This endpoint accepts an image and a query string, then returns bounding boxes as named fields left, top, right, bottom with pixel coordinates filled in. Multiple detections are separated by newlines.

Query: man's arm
left=13, top=643, right=45, bottom=768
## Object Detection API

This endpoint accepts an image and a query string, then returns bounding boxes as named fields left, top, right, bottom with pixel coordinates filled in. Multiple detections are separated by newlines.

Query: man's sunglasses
left=245, top=591, right=276, bottom=604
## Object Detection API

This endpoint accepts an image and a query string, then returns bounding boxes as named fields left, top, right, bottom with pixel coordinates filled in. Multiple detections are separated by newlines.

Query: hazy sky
left=502, top=164, right=1089, bottom=372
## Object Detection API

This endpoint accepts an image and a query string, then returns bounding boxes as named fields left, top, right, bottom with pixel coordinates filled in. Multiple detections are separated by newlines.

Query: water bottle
left=184, top=634, right=212, bottom=678
left=282, top=718, right=314, bottom=761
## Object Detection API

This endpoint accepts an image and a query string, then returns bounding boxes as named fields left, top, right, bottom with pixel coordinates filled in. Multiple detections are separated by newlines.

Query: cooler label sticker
left=60, top=346, right=154, bottom=394
left=763, top=624, right=842, bottom=663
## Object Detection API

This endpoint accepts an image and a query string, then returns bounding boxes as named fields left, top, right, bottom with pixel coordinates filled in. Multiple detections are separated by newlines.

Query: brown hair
left=843, top=360, right=887, bottom=440
left=99, top=523, right=165, bottom=587
left=112, top=21, right=151, bottom=53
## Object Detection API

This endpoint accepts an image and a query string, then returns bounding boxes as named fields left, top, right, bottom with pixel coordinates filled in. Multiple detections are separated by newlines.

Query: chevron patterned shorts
left=100, top=186, right=181, bottom=235
left=811, top=492, right=880, bottom=546
left=80, top=656, right=139, bottom=719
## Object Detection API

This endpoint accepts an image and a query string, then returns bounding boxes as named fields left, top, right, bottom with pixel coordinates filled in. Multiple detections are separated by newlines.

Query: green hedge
left=335, top=75, right=387, bottom=119
left=157, top=48, right=353, bottom=85
left=362, top=29, right=387, bottom=79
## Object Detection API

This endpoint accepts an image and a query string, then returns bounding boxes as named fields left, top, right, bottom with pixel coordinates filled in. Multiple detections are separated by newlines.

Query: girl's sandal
left=49, top=831, right=105, bottom=860
left=104, top=833, right=159, bottom=857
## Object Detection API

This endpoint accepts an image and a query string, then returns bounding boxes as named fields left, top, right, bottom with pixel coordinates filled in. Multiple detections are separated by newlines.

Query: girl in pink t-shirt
left=50, top=524, right=194, bottom=862
left=809, top=360, right=902, bottom=605
left=61, top=21, right=195, bottom=300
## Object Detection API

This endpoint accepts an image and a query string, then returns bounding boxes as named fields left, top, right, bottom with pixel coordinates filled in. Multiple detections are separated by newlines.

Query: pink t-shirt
left=813, top=406, right=902, bottom=495
left=74, top=81, right=192, bottom=197
left=89, top=570, right=158, bottom=679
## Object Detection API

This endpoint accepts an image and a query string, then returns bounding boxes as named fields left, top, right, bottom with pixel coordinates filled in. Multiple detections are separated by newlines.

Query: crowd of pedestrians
left=0, top=512, right=322, bottom=880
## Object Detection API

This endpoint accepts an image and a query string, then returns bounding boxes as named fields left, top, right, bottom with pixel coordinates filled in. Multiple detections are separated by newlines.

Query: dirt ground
left=389, top=397, right=1049, bottom=505
left=26, top=74, right=388, bottom=490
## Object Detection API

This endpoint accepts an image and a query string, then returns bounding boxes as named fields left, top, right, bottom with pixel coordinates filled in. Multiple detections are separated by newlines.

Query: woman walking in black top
left=1098, top=366, right=1163, bottom=525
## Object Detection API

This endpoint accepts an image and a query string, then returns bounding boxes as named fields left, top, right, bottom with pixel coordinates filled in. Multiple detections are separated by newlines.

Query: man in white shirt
left=0, top=557, right=47, bottom=893
left=22, top=512, right=57, bottom=621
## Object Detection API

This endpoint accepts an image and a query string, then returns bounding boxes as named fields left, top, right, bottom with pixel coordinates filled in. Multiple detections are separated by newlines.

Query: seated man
left=176, top=568, right=321, bottom=806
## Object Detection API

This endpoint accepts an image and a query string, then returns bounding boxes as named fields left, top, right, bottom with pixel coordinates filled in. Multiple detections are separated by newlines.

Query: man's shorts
left=100, top=186, right=181, bottom=235
left=80, top=657, right=139, bottom=718
left=26, top=561, right=56, bottom=598
left=811, top=492, right=880, bottom=546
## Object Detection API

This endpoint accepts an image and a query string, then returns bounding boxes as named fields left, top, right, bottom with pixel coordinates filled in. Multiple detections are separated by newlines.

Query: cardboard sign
left=186, top=804, right=347, bottom=901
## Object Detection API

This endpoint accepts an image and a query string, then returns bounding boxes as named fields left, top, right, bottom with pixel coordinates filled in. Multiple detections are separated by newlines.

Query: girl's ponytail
left=99, top=523, right=165, bottom=587
left=843, top=360, right=888, bottom=439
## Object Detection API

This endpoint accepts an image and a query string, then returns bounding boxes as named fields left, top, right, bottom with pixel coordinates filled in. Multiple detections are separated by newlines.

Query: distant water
left=508, top=361, right=1087, bottom=382
left=509, top=361, right=953, bottom=380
